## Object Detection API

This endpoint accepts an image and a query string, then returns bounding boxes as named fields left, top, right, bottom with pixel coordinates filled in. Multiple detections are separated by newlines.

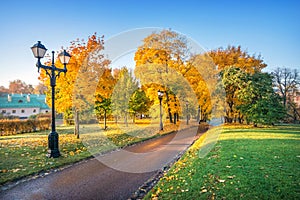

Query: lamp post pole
left=158, top=90, right=164, bottom=131
left=31, top=41, right=71, bottom=158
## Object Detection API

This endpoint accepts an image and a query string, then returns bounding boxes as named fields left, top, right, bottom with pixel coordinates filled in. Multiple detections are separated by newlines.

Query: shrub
left=0, top=118, right=51, bottom=136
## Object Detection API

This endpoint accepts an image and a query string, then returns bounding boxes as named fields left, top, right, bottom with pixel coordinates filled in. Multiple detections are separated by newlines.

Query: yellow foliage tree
left=40, top=34, right=110, bottom=137
left=134, top=30, right=190, bottom=123
left=135, top=30, right=219, bottom=123
left=208, top=45, right=267, bottom=73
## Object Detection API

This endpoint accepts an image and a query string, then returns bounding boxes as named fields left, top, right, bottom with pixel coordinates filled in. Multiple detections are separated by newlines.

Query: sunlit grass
left=145, top=125, right=300, bottom=199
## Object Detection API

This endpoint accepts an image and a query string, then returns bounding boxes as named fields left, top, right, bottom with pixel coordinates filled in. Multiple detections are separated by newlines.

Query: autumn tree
left=94, top=68, right=116, bottom=129
left=183, top=54, right=218, bottom=122
left=135, top=30, right=221, bottom=124
left=8, top=79, right=34, bottom=94
left=134, top=30, right=191, bottom=123
left=34, top=82, right=48, bottom=94
left=208, top=45, right=267, bottom=73
left=209, top=46, right=268, bottom=123
left=0, top=86, right=9, bottom=94
left=40, top=34, right=110, bottom=137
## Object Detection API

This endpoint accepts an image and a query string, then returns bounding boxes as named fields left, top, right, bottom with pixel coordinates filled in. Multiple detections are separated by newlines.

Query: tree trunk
left=74, top=109, right=80, bottom=139
left=169, top=109, right=173, bottom=123
left=133, top=112, right=136, bottom=123
left=124, top=112, right=128, bottom=127
left=173, top=113, right=177, bottom=124
left=104, top=110, right=107, bottom=130
left=165, top=92, right=173, bottom=123
left=196, top=105, right=200, bottom=123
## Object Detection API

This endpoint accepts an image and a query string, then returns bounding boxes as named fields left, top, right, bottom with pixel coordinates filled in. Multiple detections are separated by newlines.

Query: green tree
left=129, top=89, right=151, bottom=123
left=95, top=96, right=112, bottom=129
left=111, top=67, right=138, bottom=126
left=237, top=72, right=285, bottom=125
left=220, top=67, right=246, bottom=123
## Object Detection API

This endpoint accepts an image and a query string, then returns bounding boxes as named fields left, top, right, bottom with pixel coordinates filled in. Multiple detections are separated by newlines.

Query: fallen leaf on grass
left=200, top=188, right=207, bottom=193
left=12, top=168, right=21, bottom=173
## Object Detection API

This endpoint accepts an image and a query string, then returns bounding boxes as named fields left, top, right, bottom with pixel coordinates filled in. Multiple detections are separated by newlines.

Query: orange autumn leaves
left=38, top=30, right=267, bottom=124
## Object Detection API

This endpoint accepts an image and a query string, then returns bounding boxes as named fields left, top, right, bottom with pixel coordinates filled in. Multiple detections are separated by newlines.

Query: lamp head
left=158, top=90, right=164, bottom=98
left=58, top=50, right=71, bottom=65
left=31, top=41, right=47, bottom=59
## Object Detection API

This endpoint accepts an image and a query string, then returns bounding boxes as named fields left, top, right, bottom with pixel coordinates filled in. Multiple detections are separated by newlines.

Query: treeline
left=0, top=80, right=47, bottom=95
left=38, top=30, right=299, bottom=134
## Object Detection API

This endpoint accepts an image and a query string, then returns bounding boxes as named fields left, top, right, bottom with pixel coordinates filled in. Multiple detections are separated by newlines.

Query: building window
left=21, top=110, right=25, bottom=113
left=33, top=109, right=36, bottom=113
left=12, top=110, right=16, bottom=114
left=1, top=110, right=6, bottom=114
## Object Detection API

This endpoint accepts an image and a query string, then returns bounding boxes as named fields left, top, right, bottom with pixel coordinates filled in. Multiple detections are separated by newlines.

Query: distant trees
left=271, top=67, right=300, bottom=122
left=8, top=79, right=34, bottom=94
left=34, top=83, right=48, bottom=94
left=0, top=86, right=8, bottom=94
left=0, top=79, right=47, bottom=95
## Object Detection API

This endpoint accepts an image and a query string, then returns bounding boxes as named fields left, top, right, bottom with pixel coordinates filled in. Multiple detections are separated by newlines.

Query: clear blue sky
left=0, top=0, right=299, bottom=87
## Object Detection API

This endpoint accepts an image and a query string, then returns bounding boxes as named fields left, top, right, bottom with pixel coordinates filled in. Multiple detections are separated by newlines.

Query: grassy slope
left=145, top=125, right=300, bottom=199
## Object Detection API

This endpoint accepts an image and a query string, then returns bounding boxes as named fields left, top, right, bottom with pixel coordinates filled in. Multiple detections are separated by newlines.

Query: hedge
left=0, top=118, right=51, bottom=136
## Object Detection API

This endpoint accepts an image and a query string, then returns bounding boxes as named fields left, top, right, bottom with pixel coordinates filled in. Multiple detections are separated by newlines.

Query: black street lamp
left=158, top=90, right=164, bottom=131
left=31, top=41, right=71, bottom=158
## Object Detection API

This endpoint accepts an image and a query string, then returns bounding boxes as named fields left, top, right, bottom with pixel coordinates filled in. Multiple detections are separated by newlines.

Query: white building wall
left=1, top=107, right=41, bottom=118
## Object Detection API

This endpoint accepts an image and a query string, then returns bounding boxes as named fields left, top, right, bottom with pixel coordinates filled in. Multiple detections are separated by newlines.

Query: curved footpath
left=0, top=126, right=201, bottom=200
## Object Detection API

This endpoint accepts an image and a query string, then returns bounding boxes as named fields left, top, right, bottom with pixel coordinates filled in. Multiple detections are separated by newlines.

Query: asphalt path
left=0, top=126, right=199, bottom=200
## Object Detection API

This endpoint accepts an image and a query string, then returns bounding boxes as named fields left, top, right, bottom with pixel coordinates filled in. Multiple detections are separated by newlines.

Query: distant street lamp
left=31, top=41, right=71, bottom=158
left=158, top=90, right=164, bottom=131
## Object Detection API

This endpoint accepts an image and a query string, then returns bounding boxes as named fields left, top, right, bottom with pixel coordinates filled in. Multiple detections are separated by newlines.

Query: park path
left=0, top=126, right=200, bottom=200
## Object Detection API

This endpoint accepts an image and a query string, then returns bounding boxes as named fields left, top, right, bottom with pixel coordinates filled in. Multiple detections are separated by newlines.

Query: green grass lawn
left=0, top=120, right=185, bottom=186
left=145, top=125, right=300, bottom=200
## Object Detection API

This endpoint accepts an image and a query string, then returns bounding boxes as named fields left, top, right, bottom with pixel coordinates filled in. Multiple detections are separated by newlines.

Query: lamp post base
left=47, top=131, right=61, bottom=158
